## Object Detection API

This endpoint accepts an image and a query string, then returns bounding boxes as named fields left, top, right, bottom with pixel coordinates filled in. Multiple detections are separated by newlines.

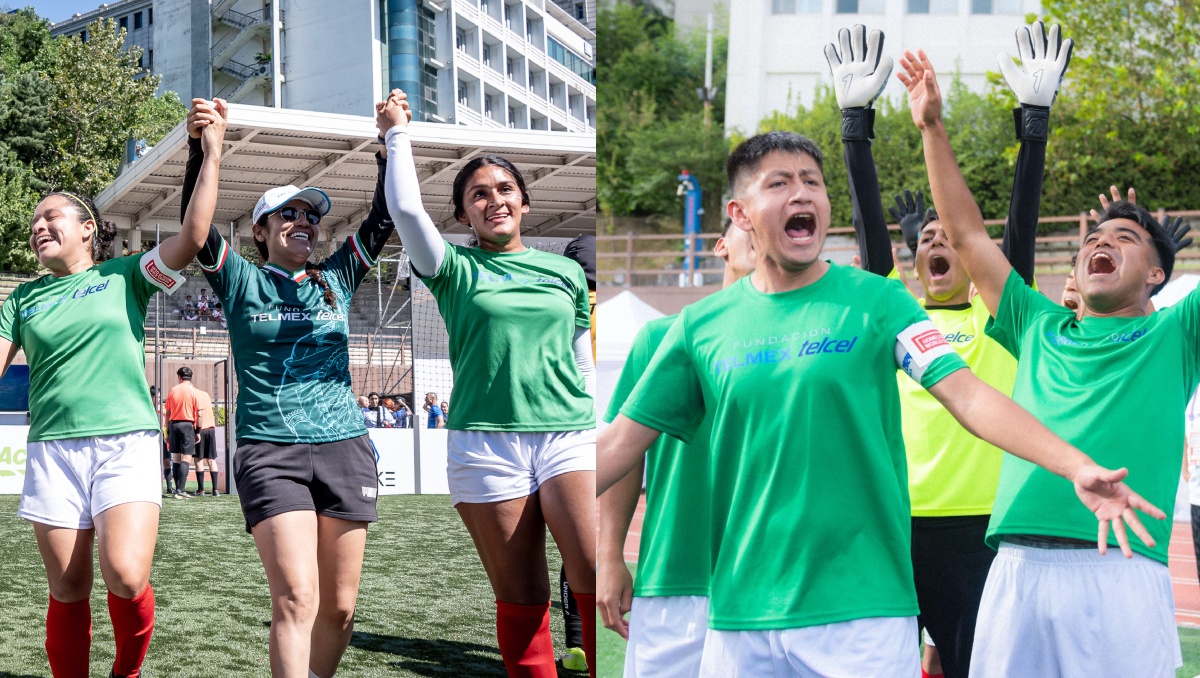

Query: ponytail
left=305, top=262, right=337, bottom=309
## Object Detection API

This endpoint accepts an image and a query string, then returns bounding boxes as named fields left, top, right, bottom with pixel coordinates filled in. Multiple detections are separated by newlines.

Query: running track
left=623, top=495, right=1200, bottom=628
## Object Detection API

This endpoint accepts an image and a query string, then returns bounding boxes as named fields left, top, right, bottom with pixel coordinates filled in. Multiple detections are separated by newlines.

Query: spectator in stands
left=172, top=294, right=194, bottom=317
left=440, top=400, right=449, bottom=419
left=358, top=396, right=375, bottom=429
left=384, top=397, right=410, bottom=429
left=363, top=392, right=391, bottom=428
left=423, top=392, right=444, bottom=429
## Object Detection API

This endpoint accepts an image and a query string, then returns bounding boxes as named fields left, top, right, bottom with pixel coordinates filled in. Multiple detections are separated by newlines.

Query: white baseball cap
left=252, top=185, right=332, bottom=224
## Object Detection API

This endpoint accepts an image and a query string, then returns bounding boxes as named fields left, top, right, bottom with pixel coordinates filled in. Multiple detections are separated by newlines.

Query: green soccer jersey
left=986, top=269, right=1200, bottom=563
left=621, top=265, right=967, bottom=630
left=201, top=233, right=373, bottom=443
left=899, top=295, right=1017, bottom=516
left=0, top=252, right=174, bottom=442
left=421, top=243, right=593, bottom=431
left=604, top=314, right=711, bottom=598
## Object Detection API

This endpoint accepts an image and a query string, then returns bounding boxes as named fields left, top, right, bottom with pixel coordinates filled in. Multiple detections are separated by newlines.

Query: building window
left=546, top=37, right=595, bottom=84
left=459, top=80, right=469, bottom=105
left=507, top=57, right=515, bottom=79
left=119, top=16, right=128, bottom=31
left=508, top=106, right=516, bottom=127
left=909, top=0, right=958, bottom=12
left=137, top=52, right=143, bottom=68
left=504, top=4, right=512, bottom=28
left=134, top=11, right=142, bottom=29
left=148, top=8, right=153, bottom=24
left=972, top=0, right=1021, bottom=12
left=148, top=49, right=153, bottom=70
left=526, top=19, right=532, bottom=38
left=837, top=0, right=884, bottom=12
left=456, top=27, right=467, bottom=50
left=773, top=0, right=822, bottom=12
left=80, top=30, right=87, bottom=42
left=575, top=4, right=585, bottom=20
left=484, top=93, right=493, bottom=117
left=482, top=44, right=491, bottom=66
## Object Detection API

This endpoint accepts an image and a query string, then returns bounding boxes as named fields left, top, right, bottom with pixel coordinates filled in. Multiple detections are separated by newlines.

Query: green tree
left=45, top=18, right=163, bottom=195
left=0, top=168, right=42, bottom=273
left=597, top=2, right=730, bottom=229
left=1037, top=0, right=1200, bottom=216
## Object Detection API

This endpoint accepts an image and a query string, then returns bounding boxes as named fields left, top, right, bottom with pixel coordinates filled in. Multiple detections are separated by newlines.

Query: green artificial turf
left=0, top=493, right=586, bottom=676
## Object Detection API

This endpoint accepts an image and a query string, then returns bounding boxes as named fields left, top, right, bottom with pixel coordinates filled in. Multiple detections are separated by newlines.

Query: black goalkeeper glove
left=888, top=189, right=926, bottom=255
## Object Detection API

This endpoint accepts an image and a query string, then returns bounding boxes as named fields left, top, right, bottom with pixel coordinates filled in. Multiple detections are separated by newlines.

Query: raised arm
left=928, top=368, right=1165, bottom=557
left=825, top=25, right=895, bottom=277
left=899, top=50, right=1011, bottom=316
left=160, top=98, right=226, bottom=270
left=997, top=22, right=1073, bottom=285
left=377, top=90, right=446, bottom=278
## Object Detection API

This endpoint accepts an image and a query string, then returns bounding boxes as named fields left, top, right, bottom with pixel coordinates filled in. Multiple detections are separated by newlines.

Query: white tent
left=597, top=291, right=666, bottom=363
left=1151, top=273, right=1200, bottom=310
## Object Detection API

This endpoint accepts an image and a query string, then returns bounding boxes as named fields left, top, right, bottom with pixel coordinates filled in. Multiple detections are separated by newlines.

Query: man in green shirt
left=900, top=47, right=1190, bottom=676
left=598, top=217, right=754, bottom=676
left=598, top=124, right=1162, bottom=675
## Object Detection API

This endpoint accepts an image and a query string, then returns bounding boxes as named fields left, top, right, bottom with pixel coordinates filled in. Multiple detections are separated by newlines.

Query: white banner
left=0, top=426, right=27, bottom=494
left=368, top=428, right=416, bottom=495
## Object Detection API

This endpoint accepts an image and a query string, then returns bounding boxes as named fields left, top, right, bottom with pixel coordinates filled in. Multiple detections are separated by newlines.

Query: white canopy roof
left=96, top=103, right=596, bottom=243
left=1151, top=274, right=1200, bottom=309
left=597, top=290, right=666, bottom=363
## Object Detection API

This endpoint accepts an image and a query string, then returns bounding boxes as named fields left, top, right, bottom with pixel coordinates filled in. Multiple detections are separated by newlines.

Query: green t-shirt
left=985, top=269, right=1200, bottom=563
left=0, top=253, right=169, bottom=442
left=621, top=265, right=967, bottom=630
left=201, top=234, right=372, bottom=443
left=604, top=314, right=711, bottom=598
left=899, top=295, right=1017, bottom=516
left=421, top=244, right=593, bottom=431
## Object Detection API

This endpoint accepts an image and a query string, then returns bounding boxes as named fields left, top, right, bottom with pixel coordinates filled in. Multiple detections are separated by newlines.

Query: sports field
left=598, top=497, right=1200, bottom=678
left=0, top=493, right=583, bottom=676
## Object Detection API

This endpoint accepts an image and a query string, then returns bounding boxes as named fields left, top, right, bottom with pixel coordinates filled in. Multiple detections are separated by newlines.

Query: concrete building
left=51, top=0, right=595, bottom=133
left=724, top=0, right=1040, bottom=135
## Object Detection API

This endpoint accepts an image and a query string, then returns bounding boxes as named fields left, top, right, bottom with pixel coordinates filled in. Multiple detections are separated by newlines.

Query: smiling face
left=914, top=220, right=970, bottom=304
left=1075, top=218, right=1164, bottom=315
left=253, top=199, right=319, bottom=268
left=30, top=194, right=95, bottom=273
left=456, top=164, right=530, bottom=252
left=1061, top=266, right=1082, bottom=315
left=728, top=150, right=831, bottom=276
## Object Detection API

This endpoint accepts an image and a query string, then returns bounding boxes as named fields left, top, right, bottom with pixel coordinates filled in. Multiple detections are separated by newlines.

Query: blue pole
left=679, top=170, right=703, bottom=284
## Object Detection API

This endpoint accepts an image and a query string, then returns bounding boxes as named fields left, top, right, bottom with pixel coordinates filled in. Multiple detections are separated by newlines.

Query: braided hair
left=48, top=191, right=119, bottom=260
left=254, top=212, right=337, bottom=309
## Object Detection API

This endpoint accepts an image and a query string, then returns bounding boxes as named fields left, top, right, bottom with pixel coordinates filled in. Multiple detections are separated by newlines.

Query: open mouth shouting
left=1087, top=251, right=1117, bottom=276
left=928, top=254, right=951, bottom=280
left=33, top=233, right=56, bottom=252
left=1063, top=295, right=1079, bottom=311
left=784, top=213, right=817, bottom=244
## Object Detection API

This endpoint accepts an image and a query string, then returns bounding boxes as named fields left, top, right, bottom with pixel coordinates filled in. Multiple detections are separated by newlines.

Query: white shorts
left=624, top=596, right=708, bottom=677
left=970, top=541, right=1181, bottom=678
left=447, top=429, right=595, bottom=505
left=698, top=616, right=918, bottom=677
left=19, top=430, right=163, bottom=530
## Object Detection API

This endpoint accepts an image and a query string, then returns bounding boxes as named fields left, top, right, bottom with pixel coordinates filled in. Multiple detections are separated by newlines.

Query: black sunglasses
left=273, top=205, right=322, bottom=226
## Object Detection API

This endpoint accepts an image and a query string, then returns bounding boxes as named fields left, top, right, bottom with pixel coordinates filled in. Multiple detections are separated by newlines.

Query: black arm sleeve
left=355, top=150, right=396, bottom=262
left=1000, top=106, right=1048, bottom=287
left=179, top=136, right=226, bottom=267
left=842, top=109, right=894, bottom=278
left=180, top=136, right=202, bottom=224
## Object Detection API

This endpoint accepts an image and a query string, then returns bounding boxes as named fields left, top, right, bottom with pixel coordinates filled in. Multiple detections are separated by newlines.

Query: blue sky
left=6, top=1, right=107, bottom=24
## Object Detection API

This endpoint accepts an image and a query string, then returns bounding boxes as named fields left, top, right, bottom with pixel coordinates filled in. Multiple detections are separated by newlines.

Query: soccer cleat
left=210, top=491, right=220, bottom=497
left=560, top=647, right=588, bottom=672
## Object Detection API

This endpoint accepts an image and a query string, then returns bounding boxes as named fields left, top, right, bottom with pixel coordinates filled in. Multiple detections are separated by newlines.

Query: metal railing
left=218, top=6, right=271, bottom=31
left=218, top=59, right=270, bottom=81
left=599, top=209, right=1200, bottom=287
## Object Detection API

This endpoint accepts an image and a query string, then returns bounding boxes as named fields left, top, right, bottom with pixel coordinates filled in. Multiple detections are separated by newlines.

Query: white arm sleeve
left=384, top=126, right=446, bottom=278
left=574, top=327, right=595, bottom=398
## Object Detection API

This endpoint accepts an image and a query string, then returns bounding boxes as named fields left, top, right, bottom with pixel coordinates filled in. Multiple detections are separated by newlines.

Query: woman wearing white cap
left=377, top=91, right=597, bottom=678
left=181, top=98, right=409, bottom=677
left=0, top=99, right=223, bottom=678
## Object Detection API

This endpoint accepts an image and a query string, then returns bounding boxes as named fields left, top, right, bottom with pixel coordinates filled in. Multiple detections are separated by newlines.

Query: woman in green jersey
left=181, top=98, right=406, bottom=678
left=0, top=100, right=223, bottom=677
left=377, top=91, right=597, bottom=678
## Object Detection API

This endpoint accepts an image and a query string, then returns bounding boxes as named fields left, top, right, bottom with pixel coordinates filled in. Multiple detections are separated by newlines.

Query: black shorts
left=911, top=514, right=995, bottom=678
left=168, top=421, right=195, bottom=458
left=195, top=427, right=218, bottom=460
left=232, top=435, right=379, bottom=533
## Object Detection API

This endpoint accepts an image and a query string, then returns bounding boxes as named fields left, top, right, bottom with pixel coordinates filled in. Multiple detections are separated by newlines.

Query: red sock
left=921, top=669, right=944, bottom=678
left=46, top=596, right=91, bottom=678
left=572, top=592, right=596, bottom=678
left=495, top=600, right=556, bottom=678
left=109, top=585, right=155, bottom=677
